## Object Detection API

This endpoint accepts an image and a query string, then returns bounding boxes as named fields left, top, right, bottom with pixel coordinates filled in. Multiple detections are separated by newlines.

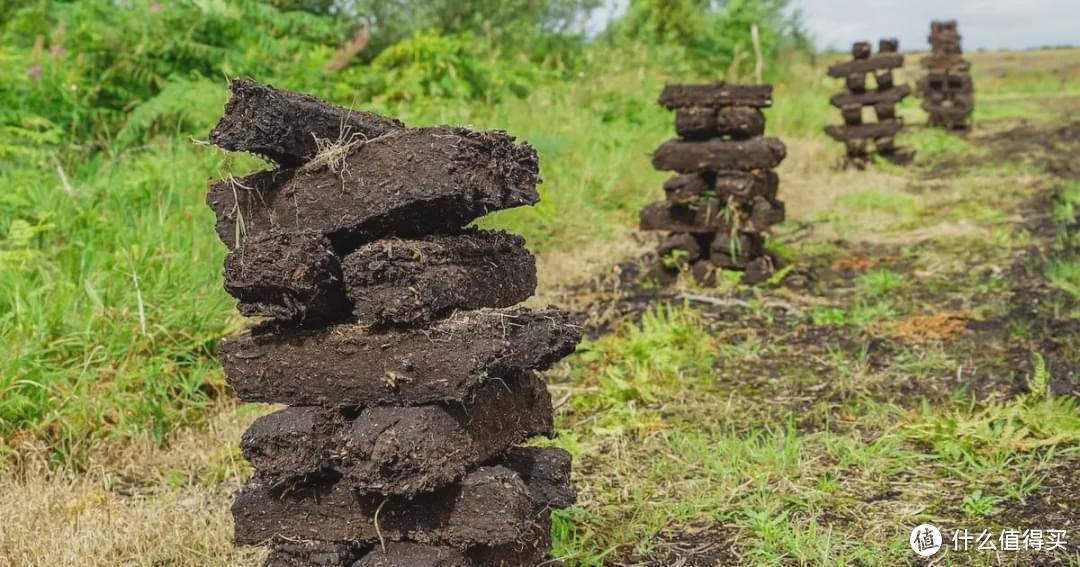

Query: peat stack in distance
left=645, top=82, right=787, bottom=285
left=204, top=79, right=582, bottom=566
left=825, top=39, right=914, bottom=166
left=919, top=20, right=974, bottom=129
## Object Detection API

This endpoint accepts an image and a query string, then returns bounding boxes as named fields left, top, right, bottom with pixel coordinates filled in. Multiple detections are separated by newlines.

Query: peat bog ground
left=1, top=49, right=1079, bottom=566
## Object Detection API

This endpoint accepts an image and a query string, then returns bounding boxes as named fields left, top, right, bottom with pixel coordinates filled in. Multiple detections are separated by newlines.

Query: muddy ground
left=554, top=119, right=1080, bottom=565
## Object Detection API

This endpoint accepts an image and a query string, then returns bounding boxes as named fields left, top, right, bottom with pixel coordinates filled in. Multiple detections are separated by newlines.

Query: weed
left=858, top=268, right=906, bottom=298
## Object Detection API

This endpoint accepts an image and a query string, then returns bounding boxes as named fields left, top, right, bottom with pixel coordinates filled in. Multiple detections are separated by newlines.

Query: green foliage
left=343, top=0, right=599, bottom=57
left=1047, top=259, right=1080, bottom=300
left=0, top=0, right=601, bottom=156
left=901, top=127, right=976, bottom=161
left=368, top=32, right=542, bottom=103
left=0, top=1, right=809, bottom=461
left=2, top=0, right=348, bottom=150
left=857, top=268, right=906, bottom=298
left=610, top=0, right=807, bottom=79
left=907, top=389, right=1080, bottom=474
left=0, top=143, right=244, bottom=464
left=575, top=304, right=718, bottom=410
left=960, top=489, right=1002, bottom=518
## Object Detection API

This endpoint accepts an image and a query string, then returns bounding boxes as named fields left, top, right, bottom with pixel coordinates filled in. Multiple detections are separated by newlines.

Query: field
left=1, top=21, right=1079, bottom=566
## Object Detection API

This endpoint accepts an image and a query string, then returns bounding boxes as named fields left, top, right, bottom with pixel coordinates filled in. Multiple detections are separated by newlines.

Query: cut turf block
left=658, top=83, right=773, bottom=109
left=826, top=53, right=904, bottom=77
left=209, top=79, right=403, bottom=167
left=920, top=55, right=970, bottom=71
left=921, top=72, right=974, bottom=92
left=223, top=230, right=348, bottom=323
left=663, top=171, right=775, bottom=205
left=709, top=232, right=764, bottom=264
left=342, top=231, right=535, bottom=327
left=824, top=121, right=904, bottom=142
left=663, top=173, right=710, bottom=203
left=499, top=446, right=576, bottom=510
left=675, top=107, right=766, bottom=140
left=219, top=308, right=580, bottom=407
left=714, top=170, right=778, bottom=202
left=352, top=544, right=469, bottom=567
left=714, top=106, right=766, bottom=138
left=749, top=197, right=785, bottom=229
left=206, top=126, right=540, bottom=250
left=698, top=250, right=777, bottom=283
left=639, top=201, right=734, bottom=234
left=232, top=448, right=574, bottom=548
left=233, top=466, right=536, bottom=547
left=240, top=373, right=553, bottom=496
left=652, top=137, right=786, bottom=173
left=264, top=542, right=364, bottom=567
left=656, top=233, right=702, bottom=265
left=351, top=525, right=550, bottom=567
left=673, top=107, right=717, bottom=140
left=829, top=85, right=912, bottom=109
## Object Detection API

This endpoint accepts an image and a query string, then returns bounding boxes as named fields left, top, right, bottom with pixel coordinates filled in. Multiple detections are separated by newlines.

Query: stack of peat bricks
left=825, top=39, right=915, bottom=165
left=919, top=20, right=974, bottom=129
left=643, top=83, right=787, bottom=285
left=204, top=79, right=582, bottom=567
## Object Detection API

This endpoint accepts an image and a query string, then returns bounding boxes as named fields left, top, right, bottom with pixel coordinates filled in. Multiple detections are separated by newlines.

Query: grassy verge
left=1, top=47, right=1079, bottom=566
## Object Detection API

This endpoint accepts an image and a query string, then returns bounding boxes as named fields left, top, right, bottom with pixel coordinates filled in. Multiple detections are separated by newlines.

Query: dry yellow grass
left=0, top=403, right=264, bottom=566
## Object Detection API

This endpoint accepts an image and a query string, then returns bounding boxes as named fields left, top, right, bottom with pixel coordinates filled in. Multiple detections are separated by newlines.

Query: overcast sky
left=797, top=0, right=1079, bottom=51
left=589, top=0, right=1078, bottom=51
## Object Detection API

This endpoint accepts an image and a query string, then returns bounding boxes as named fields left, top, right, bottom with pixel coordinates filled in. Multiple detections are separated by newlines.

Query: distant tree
left=607, top=0, right=807, bottom=73
left=284, top=0, right=602, bottom=57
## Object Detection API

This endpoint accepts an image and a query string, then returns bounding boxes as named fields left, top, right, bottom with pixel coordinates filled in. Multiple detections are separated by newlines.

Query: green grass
left=0, top=144, right=247, bottom=462
left=548, top=302, right=1080, bottom=564
left=0, top=43, right=697, bottom=460
left=0, top=40, right=845, bottom=461
left=3, top=23, right=1080, bottom=564
left=1048, top=260, right=1080, bottom=300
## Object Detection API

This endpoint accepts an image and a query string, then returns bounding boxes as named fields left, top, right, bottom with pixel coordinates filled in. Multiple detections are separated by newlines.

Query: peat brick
left=640, top=201, right=734, bottom=234
left=240, top=373, right=554, bottom=496
left=351, top=524, right=550, bottom=567
left=223, top=230, right=349, bottom=323
left=713, top=170, right=777, bottom=203
left=663, top=173, right=711, bottom=203
left=826, top=53, right=904, bottom=77
left=263, top=542, right=364, bottom=567
left=219, top=308, right=581, bottom=407
left=652, top=137, right=786, bottom=173
left=714, top=106, right=766, bottom=139
left=658, top=83, right=773, bottom=109
left=824, top=120, right=904, bottom=142
left=232, top=448, right=573, bottom=548
left=342, top=231, right=536, bottom=327
left=209, top=79, right=403, bottom=167
left=206, top=126, right=540, bottom=250
left=656, top=233, right=702, bottom=265
left=830, top=85, right=912, bottom=109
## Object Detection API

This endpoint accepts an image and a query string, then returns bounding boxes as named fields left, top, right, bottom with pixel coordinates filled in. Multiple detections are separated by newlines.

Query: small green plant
left=659, top=248, right=690, bottom=269
left=1028, top=352, right=1050, bottom=399
left=1047, top=259, right=1080, bottom=300
left=857, top=268, right=906, bottom=298
left=960, top=489, right=1001, bottom=518
left=809, top=307, right=848, bottom=326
